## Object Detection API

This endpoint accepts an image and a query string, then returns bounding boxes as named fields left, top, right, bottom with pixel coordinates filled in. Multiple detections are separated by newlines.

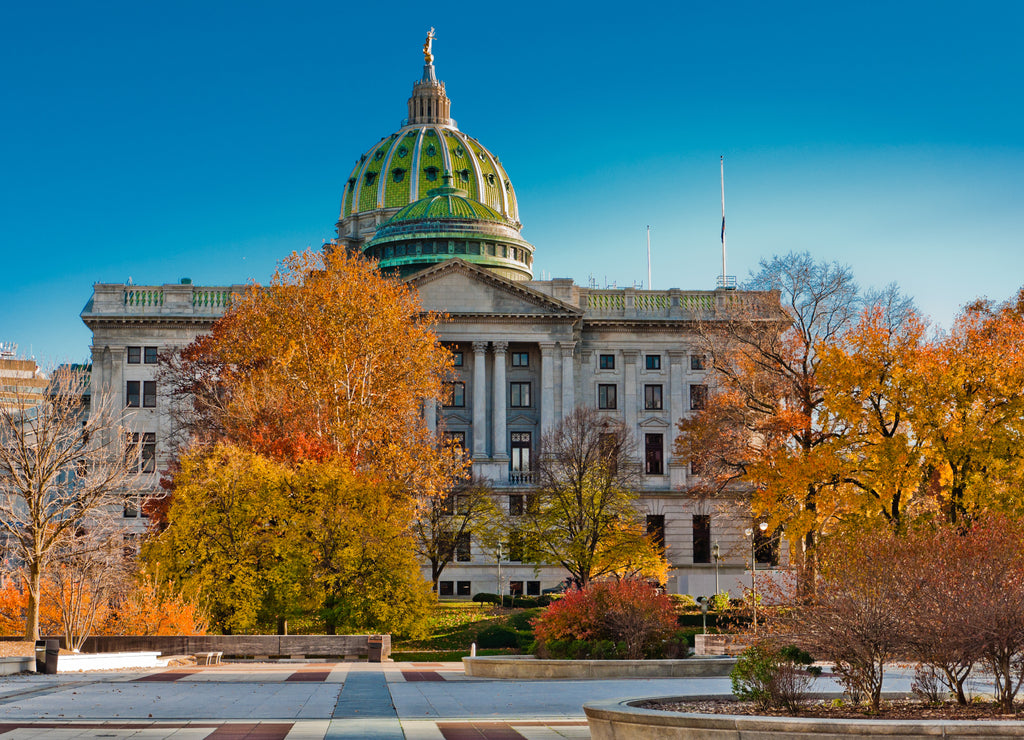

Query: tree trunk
left=24, top=561, right=41, bottom=642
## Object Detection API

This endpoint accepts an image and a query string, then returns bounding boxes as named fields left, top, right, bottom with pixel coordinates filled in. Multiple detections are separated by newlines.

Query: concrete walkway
left=0, top=659, right=920, bottom=739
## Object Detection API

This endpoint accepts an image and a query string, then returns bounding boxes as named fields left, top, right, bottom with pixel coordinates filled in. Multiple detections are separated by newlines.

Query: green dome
left=364, top=176, right=534, bottom=281
left=389, top=184, right=507, bottom=224
left=339, top=126, right=519, bottom=224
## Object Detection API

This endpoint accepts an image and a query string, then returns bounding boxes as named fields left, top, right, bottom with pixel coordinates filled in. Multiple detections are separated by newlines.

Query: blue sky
left=3, top=1, right=1022, bottom=362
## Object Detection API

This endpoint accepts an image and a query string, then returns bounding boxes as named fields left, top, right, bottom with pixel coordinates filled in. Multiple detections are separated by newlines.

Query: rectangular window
left=598, top=384, right=617, bottom=409
left=690, top=384, right=707, bottom=410
left=644, top=384, right=663, bottom=410
left=645, top=354, right=661, bottom=370
left=127, top=346, right=141, bottom=364
left=439, top=581, right=454, bottom=596
left=527, top=580, right=540, bottom=596
left=123, top=494, right=138, bottom=518
left=691, top=354, right=705, bottom=371
left=511, top=352, right=529, bottom=367
left=144, top=346, right=158, bottom=364
left=645, top=433, right=664, bottom=475
left=509, top=494, right=524, bottom=516
left=141, top=432, right=156, bottom=473
left=599, top=354, right=615, bottom=370
left=647, top=514, right=666, bottom=551
left=510, top=432, right=532, bottom=473
left=443, top=381, right=465, bottom=407
left=510, top=381, right=531, bottom=408
left=755, top=527, right=779, bottom=566
left=444, top=431, right=467, bottom=457
left=690, top=459, right=704, bottom=476
left=693, top=515, right=711, bottom=563
left=143, top=380, right=157, bottom=408
left=456, top=532, right=471, bottom=562
left=126, top=381, right=140, bottom=407
left=451, top=350, right=463, bottom=367
left=457, top=580, right=472, bottom=596
left=509, top=580, right=524, bottom=596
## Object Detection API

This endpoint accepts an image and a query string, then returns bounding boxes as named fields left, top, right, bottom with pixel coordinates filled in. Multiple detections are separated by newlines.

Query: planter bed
left=462, top=655, right=736, bottom=680
left=584, top=696, right=1024, bottom=739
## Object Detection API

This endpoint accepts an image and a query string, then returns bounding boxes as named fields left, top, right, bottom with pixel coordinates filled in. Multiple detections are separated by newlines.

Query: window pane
left=527, top=580, right=540, bottom=596
left=511, top=352, right=529, bottom=367
left=644, top=384, right=663, bottom=410
left=691, top=354, right=705, bottom=371
left=456, top=532, right=471, bottom=561
left=127, top=347, right=141, bottom=364
left=645, top=433, right=664, bottom=475
left=439, top=581, right=454, bottom=596
left=599, top=354, right=615, bottom=370
left=647, top=514, right=666, bottom=551
left=143, top=381, right=156, bottom=408
left=693, top=515, right=711, bottom=563
left=451, top=351, right=463, bottom=367
left=444, top=382, right=465, bottom=407
left=457, top=580, right=472, bottom=596
left=690, top=384, right=707, bottom=410
left=126, top=381, right=140, bottom=407
left=645, top=355, right=660, bottom=370
left=144, top=346, right=158, bottom=364
left=511, top=382, right=530, bottom=407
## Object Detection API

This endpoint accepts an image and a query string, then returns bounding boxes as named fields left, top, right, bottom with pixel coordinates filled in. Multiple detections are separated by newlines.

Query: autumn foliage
left=531, top=579, right=678, bottom=659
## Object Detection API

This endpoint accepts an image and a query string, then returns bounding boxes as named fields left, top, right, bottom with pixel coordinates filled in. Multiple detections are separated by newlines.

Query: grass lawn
left=393, top=601, right=536, bottom=655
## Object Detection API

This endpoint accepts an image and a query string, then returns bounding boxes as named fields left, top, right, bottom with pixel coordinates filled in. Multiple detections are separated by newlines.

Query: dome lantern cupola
left=333, top=29, right=524, bottom=263
left=407, top=27, right=452, bottom=126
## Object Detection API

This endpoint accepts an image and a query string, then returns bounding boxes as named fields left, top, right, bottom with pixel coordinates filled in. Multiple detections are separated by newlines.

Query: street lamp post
left=712, top=540, right=720, bottom=596
left=744, top=522, right=769, bottom=633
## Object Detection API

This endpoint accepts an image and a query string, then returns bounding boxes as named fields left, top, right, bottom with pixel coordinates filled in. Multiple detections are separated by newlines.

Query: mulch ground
left=639, top=698, right=1024, bottom=721
left=0, top=641, right=74, bottom=657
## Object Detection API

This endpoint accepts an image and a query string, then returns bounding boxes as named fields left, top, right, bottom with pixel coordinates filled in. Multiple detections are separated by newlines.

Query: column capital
left=623, top=349, right=640, bottom=364
left=667, top=349, right=687, bottom=362
left=538, top=341, right=557, bottom=356
left=559, top=341, right=576, bottom=359
left=472, top=341, right=489, bottom=354
left=491, top=340, right=509, bottom=354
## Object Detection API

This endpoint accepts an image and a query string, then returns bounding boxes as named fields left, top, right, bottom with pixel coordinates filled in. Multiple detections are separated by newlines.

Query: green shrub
left=476, top=624, right=519, bottom=649
left=472, top=592, right=501, bottom=604
left=712, top=592, right=730, bottom=612
left=509, top=608, right=541, bottom=631
left=671, top=594, right=697, bottom=609
left=731, top=643, right=819, bottom=711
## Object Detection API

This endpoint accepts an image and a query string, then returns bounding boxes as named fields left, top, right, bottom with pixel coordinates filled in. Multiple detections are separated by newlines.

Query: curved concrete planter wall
left=462, top=655, right=736, bottom=679
left=584, top=697, right=1024, bottom=739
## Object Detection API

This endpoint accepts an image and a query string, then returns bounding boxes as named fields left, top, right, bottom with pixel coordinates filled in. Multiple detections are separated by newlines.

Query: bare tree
left=46, top=520, right=131, bottom=651
left=523, top=407, right=664, bottom=587
left=0, top=366, right=138, bottom=640
left=412, top=475, right=499, bottom=592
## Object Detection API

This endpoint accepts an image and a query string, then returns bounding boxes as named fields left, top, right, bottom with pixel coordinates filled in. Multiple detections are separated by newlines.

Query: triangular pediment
left=408, top=259, right=583, bottom=318
left=638, top=416, right=671, bottom=429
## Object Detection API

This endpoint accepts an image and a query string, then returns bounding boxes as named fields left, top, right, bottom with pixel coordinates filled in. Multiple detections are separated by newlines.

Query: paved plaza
left=0, top=659, right=916, bottom=739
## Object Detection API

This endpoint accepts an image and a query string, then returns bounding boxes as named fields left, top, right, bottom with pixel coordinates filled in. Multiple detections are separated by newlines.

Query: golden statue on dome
left=423, top=27, right=436, bottom=64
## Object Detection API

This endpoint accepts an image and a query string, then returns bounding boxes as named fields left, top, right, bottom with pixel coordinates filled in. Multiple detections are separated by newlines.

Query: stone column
left=539, top=342, right=557, bottom=436
left=623, top=350, right=639, bottom=433
left=491, top=341, right=508, bottom=461
left=668, top=350, right=686, bottom=487
left=559, top=341, right=576, bottom=419
left=472, top=341, right=488, bottom=459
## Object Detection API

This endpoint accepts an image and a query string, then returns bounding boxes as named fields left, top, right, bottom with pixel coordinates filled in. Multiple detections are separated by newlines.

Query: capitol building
left=82, top=34, right=775, bottom=598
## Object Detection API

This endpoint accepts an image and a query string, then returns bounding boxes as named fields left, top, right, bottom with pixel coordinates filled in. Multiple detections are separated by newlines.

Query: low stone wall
left=69, top=635, right=389, bottom=659
left=694, top=633, right=752, bottom=656
left=0, top=657, right=33, bottom=675
left=584, top=698, right=1024, bottom=739
left=463, top=655, right=736, bottom=679
left=58, top=652, right=162, bottom=672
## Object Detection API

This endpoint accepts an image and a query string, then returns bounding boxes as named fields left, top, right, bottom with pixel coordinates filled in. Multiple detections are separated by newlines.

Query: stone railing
left=84, top=283, right=249, bottom=320
left=508, top=471, right=535, bottom=486
left=580, top=287, right=781, bottom=320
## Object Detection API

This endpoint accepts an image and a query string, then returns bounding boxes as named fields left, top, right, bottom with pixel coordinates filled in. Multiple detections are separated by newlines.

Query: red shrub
left=532, top=579, right=677, bottom=659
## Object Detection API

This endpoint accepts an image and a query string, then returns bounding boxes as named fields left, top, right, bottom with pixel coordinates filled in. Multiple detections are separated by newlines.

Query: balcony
left=508, top=471, right=535, bottom=486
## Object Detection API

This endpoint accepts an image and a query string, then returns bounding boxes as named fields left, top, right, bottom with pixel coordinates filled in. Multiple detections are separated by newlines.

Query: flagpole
left=646, top=225, right=652, bottom=290
left=720, top=156, right=727, bottom=285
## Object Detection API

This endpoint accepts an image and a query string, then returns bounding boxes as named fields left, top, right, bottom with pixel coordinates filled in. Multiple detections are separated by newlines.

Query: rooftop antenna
left=717, top=156, right=736, bottom=290
left=646, top=225, right=652, bottom=291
